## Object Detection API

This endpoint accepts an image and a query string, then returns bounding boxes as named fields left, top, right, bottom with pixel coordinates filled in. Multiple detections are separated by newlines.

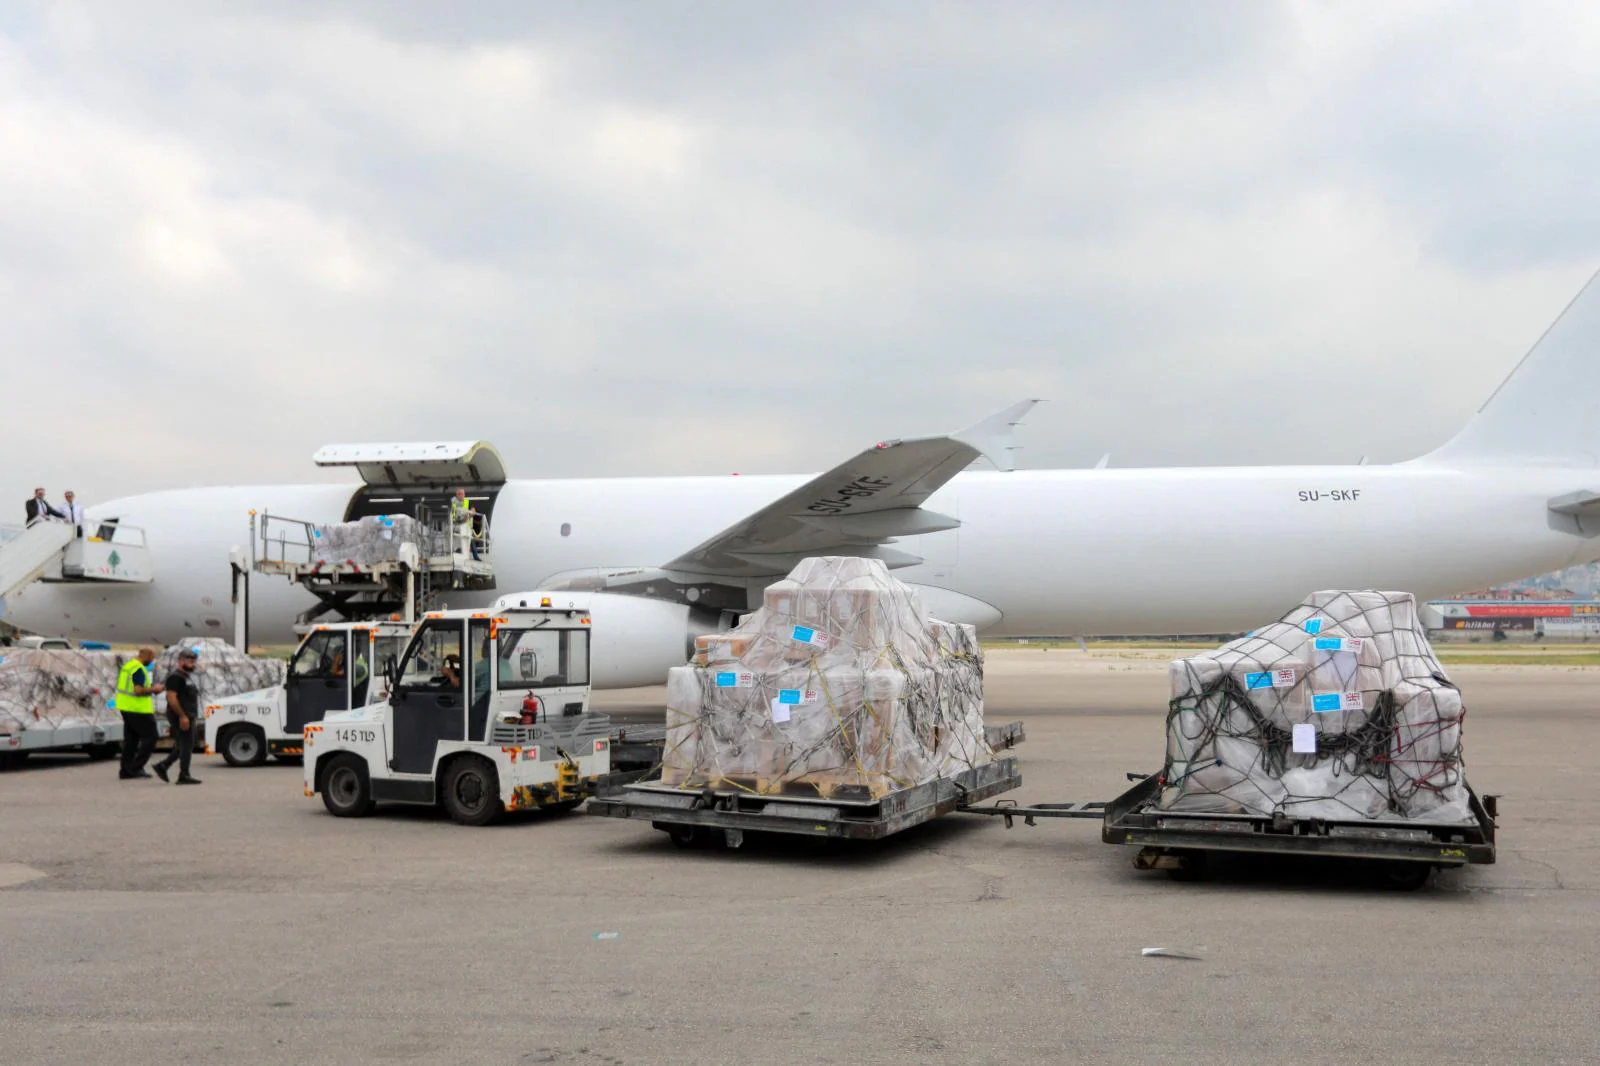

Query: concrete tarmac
left=1, top=650, right=1597, bottom=1065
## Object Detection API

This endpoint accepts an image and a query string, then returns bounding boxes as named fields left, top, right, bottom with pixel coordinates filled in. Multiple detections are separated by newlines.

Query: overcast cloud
left=3, top=1, right=1598, bottom=508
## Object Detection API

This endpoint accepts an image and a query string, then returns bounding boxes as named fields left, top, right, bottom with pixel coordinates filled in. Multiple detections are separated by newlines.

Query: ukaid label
left=791, top=625, right=831, bottom=649
left=1245, top=669, right=1297, bottom=690
left=1312, top=691, right=1364, bottom=713
left=1312, top=636, right=1364, bottom=653
left=770, top=691, right=819, bottom=722
left=1303, top=618, right=1325, bottom=635
left=714, top=671, right=755, bottom=689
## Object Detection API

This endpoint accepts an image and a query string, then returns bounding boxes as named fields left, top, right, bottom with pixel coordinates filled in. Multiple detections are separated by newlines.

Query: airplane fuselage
left=6, top=462, right=1593, bottom=647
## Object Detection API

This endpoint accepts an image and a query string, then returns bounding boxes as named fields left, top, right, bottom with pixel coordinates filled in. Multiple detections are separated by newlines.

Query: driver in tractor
left=437, top=653, right=462, bottom=689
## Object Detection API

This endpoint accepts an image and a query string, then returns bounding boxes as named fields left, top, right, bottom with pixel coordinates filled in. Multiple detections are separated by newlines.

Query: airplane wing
left=664, top=400, right=1038, bottom=579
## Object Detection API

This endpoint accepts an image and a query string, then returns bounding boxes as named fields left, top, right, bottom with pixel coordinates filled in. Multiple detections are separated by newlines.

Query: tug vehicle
left=304, top=594, right=611, bottom=826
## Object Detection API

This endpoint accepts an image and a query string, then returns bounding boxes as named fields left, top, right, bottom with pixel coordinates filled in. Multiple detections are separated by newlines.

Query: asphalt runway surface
left=2, top=651, right=1597, bottom=1065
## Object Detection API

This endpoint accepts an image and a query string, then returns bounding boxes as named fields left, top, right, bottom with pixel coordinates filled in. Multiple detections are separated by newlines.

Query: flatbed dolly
left=586, top=756, right=1022, bottom=847
left=963, top=772, right=1499, bottom=890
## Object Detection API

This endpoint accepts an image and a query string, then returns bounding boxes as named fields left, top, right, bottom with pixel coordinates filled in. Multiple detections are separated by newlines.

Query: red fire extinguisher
left=520, top=692, right=541, bottom=725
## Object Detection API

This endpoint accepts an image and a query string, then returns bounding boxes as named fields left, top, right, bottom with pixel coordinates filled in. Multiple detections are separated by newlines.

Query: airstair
left=0, top=521, right=154, bottom=602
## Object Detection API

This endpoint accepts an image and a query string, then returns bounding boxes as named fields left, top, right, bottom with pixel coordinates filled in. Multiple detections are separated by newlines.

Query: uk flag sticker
left=714, top=671, right=754, bottom=688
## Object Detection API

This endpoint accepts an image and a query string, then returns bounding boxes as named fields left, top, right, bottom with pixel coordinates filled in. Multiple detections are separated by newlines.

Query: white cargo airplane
left=8, top=275, right=1600, bottom=687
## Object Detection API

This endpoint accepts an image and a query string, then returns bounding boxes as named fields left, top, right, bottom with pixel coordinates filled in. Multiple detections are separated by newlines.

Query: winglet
left=951, top=399, right=1040, bottom=472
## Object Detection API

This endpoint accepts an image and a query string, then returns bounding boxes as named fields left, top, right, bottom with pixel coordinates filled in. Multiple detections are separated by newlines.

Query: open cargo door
left=314, top=442, right=508, bottom=487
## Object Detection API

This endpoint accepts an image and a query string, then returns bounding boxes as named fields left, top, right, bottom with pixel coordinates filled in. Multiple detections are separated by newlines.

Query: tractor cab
left=305, top=593, right=611, bottom=825
left=205, top=621, right=411, bottom=766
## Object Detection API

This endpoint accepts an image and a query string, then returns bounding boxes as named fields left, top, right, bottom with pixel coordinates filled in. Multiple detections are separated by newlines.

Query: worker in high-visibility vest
left=116, top=647, right=165, bottom=780
left=450, top=488, right=481, bottom=560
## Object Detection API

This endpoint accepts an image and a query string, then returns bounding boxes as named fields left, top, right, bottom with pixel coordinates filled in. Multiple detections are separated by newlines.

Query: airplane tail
left=1419, top=268, right=1600, bottom=467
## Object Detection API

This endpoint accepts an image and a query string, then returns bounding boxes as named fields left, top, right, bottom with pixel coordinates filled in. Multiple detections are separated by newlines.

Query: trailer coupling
left=958, top=798, right=1108, bottom=829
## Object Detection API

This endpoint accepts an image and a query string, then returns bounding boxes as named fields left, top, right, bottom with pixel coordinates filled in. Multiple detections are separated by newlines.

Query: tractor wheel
left=221, top=726, right=268, bottom=767
left=321, top=755, right=375, bottom=818
left=441, top=757, right=504, bottom=827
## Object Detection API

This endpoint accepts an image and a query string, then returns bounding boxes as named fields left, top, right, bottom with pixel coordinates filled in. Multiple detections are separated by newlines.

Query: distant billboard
left=1440, top=617, right=1535, bottom=631
left=1430, top=602, right=1600, bottom=620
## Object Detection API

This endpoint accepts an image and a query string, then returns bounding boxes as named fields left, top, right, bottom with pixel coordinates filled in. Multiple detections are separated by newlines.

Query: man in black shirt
left=152, top=648, right=202, bottom=785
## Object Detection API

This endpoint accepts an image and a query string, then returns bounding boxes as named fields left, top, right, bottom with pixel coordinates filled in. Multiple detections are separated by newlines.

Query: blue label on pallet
left=777, top=689, right=802, bottom=705
left=1312, top=693, right=1343, bottom=712
left=1245, top=672, right=1273, bottom=690
left=715, top=672, right=738, bottom=688
left=1313, top=637, right=1343, bottom=651
left=1303, top=618, right=1323, bottom=635
left=792, top=625, right=815, bottom=643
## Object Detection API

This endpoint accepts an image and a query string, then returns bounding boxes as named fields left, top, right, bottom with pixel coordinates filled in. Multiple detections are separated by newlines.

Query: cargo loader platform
left=586, top=756, right=1022, bottom=847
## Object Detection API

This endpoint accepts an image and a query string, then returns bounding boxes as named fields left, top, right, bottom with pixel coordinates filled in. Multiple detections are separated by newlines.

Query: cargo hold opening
left=315, top=441, right=509, bottom=531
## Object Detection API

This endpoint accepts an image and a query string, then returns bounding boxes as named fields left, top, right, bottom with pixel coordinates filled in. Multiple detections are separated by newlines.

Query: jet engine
left=587, top=593, right=721, bottom=689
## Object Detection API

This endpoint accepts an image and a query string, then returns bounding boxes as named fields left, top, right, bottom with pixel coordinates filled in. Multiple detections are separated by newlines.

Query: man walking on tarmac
left=152, top=647, right=202, bottom=785
left=116, top=648, right=164, bottom=779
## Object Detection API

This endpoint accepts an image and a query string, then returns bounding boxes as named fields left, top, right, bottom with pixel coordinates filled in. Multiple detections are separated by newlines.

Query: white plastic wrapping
left=309, top=514, right=419, bottom=566
left=662, top=556, right=993, bottom=800
left=155, top=638, right=287, bottom=708
left=1159, top=590, right=1472, bottom=823
left=0, top=640, right=285, bottom=736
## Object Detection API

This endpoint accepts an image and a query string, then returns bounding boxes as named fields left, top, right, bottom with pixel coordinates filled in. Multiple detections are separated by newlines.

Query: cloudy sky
left=3, top=1, right=1598, bottom=509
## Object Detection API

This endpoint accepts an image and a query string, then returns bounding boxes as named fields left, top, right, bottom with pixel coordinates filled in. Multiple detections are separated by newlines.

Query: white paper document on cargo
left=770, top=699, right=792, bottom=723
left=1292, top=723, right=1317, bottom=754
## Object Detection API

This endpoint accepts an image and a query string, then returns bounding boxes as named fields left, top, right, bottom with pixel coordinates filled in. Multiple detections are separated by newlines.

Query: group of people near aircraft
left=24, top=487, right=86, bottom=534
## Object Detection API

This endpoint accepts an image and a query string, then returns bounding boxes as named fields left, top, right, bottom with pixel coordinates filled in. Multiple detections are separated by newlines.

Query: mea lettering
left=1297, top=489, right=1362, bottom=502
left=805, top=475, right=896, bottom=515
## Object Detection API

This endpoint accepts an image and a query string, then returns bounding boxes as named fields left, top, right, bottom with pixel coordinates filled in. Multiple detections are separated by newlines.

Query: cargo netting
left=1160, top=590, right=1471, bottom=823
left=0, top=639, right=285, bottom=735
left=662, top=556, right=993, bottom=801
left=310, top=514, right=420, bottom=567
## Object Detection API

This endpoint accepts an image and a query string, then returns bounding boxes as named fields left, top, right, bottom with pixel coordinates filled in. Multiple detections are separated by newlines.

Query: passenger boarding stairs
left=0, top=521, right=155, bottom=602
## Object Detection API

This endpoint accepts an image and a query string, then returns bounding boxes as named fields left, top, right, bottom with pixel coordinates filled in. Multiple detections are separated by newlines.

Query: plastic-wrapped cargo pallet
left=662, top=556, right=993, bottom=800
left=310, top=514, right=419, bottom=567
left=1161, top=590, right=1471, bottom=823
left=156, top=638, right=286, bottom=706
left=0, top=648, right=124, bottom=740
left=0, top=641, right=285, bottom=738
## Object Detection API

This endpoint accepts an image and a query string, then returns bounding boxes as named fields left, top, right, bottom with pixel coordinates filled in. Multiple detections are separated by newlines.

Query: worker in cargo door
left=115, top=648, right=165, bottom=780
left=449, top=488, right=481, bottom=560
